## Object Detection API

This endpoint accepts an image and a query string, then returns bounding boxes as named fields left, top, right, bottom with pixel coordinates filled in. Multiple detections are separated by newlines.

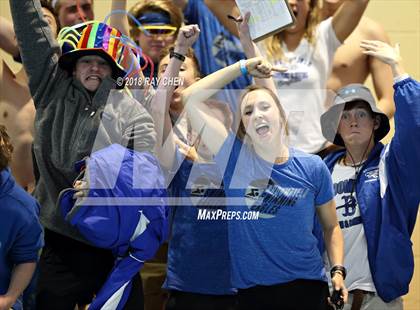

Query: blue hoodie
left=317, top=77, right=420, bottom=302
left=0, top=168, right=43, bottom=295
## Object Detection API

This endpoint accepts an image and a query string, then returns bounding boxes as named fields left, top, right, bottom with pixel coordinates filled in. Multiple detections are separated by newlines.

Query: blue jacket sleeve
left=383, top=77, right=420, bottom=235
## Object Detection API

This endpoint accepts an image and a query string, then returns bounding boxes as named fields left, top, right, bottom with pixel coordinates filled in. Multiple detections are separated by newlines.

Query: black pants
left=166, top=290, right=237, bottom=310
left=237, top=279, right=329, bottom=310
left=36, top=229, right=144, bottom=310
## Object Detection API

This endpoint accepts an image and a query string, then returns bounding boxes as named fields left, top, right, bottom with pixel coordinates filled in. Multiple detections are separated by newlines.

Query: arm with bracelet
left=331, top=265, right=347, bottom=280
left=181, top=56, right=276, bottom=156
left=150, top=24, right=200, bottom=170
left=234, top=12, right=284, bottom=95
left=316, top=198, right=348, bottom=306
left=330, top=263, right=347, bottom=307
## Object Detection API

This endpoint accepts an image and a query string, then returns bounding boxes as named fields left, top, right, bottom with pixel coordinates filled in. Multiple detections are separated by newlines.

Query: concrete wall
left=1, top=0, right=419, bottom=308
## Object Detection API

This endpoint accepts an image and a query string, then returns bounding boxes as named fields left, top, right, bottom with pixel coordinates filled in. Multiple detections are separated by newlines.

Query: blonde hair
left=128, top=0, right=184, bottom=41
left=264, top=0, right=321, bottom=62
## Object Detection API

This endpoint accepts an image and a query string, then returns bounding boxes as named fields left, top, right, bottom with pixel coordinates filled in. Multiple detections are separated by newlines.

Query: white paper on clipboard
left=235, top=0, right=295, bottom=42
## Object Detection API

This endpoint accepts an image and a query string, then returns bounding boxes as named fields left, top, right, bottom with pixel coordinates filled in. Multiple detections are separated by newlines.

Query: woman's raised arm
left=235, top=12, right=283, bottom=95
left=151, top=25, right=200, bottom=169
left=182, top=57, right=275, bottom=155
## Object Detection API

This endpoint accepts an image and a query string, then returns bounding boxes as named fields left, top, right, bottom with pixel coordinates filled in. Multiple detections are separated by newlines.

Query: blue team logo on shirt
left=189, top=176, right=225, bottom=209
left=274, top=71, right=309, bottom=86
left=244, top=179, right=309, bottom=219
left=334, top=178, right=362, bottom=229
left=364, top=168, right=379, bottom=180
left=190, top=176, right=210, bottom=197
left=337, top=195, right=357, bottom=217
left=273, top=56, right=312, bottom=86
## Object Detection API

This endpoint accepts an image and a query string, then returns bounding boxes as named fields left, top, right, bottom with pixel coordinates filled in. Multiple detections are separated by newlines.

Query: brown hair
left=53, top=0, right=94, bottom=10
left=264, top=0, right=321, bottom=62
left=0, top=125, right=14, bottom=171
left=159, top=45, right=202, bottom=78
left=236, top=85, right=289, bottom=143
left=341, top=100, right=381, bottom=142
left=343, top=100, right=375, bottom=118
left=52, top=0, right=93, bottom=20
left=128, top=0, right=184, bottom=41
left=42, top=0, right=60, bottom=31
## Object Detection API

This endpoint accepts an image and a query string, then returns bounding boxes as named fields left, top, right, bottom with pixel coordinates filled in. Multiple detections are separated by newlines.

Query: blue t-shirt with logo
left=215, top=133, right=334, bottom=289
left=184, top=0, right=251, bottom=112
left=163, top=150, right=235, bottom=295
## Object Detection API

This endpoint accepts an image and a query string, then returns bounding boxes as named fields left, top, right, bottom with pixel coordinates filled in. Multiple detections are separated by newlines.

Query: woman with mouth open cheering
left=177, top=49, right=347, bottom=309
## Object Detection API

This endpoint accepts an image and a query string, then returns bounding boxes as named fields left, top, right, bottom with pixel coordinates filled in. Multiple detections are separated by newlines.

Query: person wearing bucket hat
left=9, top=0, right=157, bottom=308
left=315, top=41, right=420, bottom=309
left=321, top=83, right=390, bottom=148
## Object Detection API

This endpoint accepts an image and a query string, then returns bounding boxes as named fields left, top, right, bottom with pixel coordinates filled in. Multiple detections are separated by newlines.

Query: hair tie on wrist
left=330, top=265, right=347, bottom=280
left=170, top=50, right=186, bottom=62
left=239, top=59, right=248, bottom=76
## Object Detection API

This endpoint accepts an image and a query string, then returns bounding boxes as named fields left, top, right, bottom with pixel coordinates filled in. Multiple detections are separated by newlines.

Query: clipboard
left=235, top=0, right=296, bottom=42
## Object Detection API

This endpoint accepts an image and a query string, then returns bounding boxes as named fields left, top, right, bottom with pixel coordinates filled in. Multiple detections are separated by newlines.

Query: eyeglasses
left=140, top=25, right=177, bottom=37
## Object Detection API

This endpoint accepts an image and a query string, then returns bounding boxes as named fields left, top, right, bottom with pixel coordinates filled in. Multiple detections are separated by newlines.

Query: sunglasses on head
left=140, top=25, right=177, bottom=36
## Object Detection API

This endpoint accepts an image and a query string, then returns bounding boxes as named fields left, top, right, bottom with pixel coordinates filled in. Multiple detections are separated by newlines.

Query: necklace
left=342, top=131, right=374, bottom=198
left=341, top=156, right=366, bottom=168
left=344, top=147, right=370, bottom=198
left=341, top=156, right=365, bottom=198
